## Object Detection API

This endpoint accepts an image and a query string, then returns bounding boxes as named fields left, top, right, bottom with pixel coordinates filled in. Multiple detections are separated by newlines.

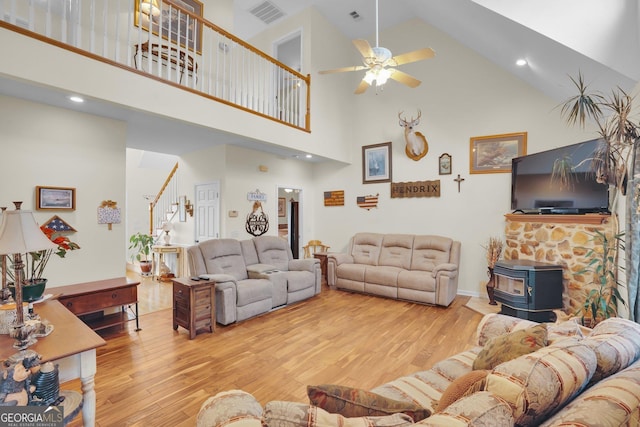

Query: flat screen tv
left=510, top=139, right=609, bottom=214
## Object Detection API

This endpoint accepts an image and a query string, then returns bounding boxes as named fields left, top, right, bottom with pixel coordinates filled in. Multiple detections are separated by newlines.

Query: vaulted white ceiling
left=235, top=0, right=640, bottom=101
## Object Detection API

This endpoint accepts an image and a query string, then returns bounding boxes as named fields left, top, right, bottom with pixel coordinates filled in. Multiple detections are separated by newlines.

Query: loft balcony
left=0, top=0, right=311, bottom=133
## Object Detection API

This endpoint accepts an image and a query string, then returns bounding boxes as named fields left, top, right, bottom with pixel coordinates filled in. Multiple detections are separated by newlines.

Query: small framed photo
left=36, top=186, right=76, bottom=210
left=439, top=153, right=452, bottom=175
left=469, top=132, right=527, bottom=174
left=362, top=142, right=392, bottom=184
left=278, top=197, right=286, bottom=217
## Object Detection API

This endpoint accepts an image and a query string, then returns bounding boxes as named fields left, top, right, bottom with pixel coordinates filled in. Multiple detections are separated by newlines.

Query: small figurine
left=0, top=356, right=40, bottom=406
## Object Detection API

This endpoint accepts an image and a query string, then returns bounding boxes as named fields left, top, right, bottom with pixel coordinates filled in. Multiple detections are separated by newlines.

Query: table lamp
left=0, top=202, right=57, bottom=350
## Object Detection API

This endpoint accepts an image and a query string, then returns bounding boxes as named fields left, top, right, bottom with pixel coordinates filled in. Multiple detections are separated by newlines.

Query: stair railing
left=150, top=162, right=179, bottom=237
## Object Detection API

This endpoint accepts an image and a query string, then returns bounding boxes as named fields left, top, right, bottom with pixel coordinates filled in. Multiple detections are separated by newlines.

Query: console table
left=56, top=277, right=140, bottom=333
left=0, top=300, right=106, bottom=426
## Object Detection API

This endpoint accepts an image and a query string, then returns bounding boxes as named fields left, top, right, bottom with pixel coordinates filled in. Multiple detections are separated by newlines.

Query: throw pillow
left=264, top=401, right=414, bottom=427
left=307, top=384, right=431, bottom=421
left=436, top=370, right=489, bottom=412
left=472, top=323, right=548, bottom=370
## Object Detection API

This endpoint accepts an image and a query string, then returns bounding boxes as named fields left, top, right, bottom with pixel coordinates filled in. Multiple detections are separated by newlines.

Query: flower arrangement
left=483, top=237, right=504, bottom=268
left=8, top=226, right=80, bottom=283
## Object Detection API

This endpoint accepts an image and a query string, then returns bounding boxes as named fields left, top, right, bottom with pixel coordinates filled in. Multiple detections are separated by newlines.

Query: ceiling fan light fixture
left=377, top=68, right=392, bottom=85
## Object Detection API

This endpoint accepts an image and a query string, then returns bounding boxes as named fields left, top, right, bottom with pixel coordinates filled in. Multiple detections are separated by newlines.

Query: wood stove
left=493, top=260, right=563, bottom=322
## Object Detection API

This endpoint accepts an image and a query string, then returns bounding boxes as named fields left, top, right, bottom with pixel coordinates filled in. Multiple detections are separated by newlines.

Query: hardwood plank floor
left=64, top=286, right=483, bottom=426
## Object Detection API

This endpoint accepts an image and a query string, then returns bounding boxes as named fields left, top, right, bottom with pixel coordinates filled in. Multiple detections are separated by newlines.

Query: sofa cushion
left=351, top=233, right=384, bottom=266
left=436, top=370, right=489, bottom=412
left=236, top=279, right=272, bottom=307
left=199, top=239, right=249, bottom=281
left=472, top=324, right=548, bottom=370
left=240, top=239, right=260, bottom=266
left=410, top=236, right=452, bottom=272
left=485, top=337, right=597, bottom=426
left=378, top=235, right=414, bottom=269
left=397, top=270, right=436, bottom=292
left=264, top=401, right=414, bottom=427
left=254, top=236, right=292, bottom=271
left=421, top=392, right=514, bottom=427
left=365, top=266, right=403, bottom=287
left=307, top=384, right=430, bottom=421
left=583, top=317, right=640, bottom=384
left=539, top=358, right=640, bottom=427
left=286, top=271, right=316, bottom=293
left=337, top=264, right=367, bottom=282
left=197, top=390, right=263, bottom=427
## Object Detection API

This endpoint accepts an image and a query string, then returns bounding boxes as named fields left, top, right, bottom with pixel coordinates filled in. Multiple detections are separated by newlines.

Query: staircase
left=149, top=162, right=188, bottom=243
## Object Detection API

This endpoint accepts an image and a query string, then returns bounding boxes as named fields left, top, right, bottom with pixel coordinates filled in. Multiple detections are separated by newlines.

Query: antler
left=398, top=110, right=421, bottom=125
left=398, top=111, right=408, bottom=125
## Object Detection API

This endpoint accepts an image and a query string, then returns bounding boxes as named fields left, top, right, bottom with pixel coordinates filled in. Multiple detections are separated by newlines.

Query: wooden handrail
left=149, top=162, right=179, bottom=235
left=0, top=4, right=312, bottom=133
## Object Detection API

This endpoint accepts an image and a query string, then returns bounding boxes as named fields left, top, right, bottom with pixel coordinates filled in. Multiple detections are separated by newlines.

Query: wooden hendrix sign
left=390, top=180, right=440, bottom=198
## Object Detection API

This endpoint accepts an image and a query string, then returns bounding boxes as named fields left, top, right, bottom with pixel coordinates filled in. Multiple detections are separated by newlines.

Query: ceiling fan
left=318, top=0, right=435, bottom=94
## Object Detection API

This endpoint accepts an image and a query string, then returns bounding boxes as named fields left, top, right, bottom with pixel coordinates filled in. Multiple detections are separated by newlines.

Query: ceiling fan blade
left=354, top=79, right=370, bottom=95
left=389, top=47, right=435, bottom=67
left=353, top=39, right=374, bottom=59
left=319, top=65, right=367, bottom=75
left=389, top=69, right=421, bottom=88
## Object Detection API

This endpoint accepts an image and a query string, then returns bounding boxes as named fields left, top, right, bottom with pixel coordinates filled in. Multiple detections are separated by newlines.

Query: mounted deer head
left=398, top=110, right=428, bottom=161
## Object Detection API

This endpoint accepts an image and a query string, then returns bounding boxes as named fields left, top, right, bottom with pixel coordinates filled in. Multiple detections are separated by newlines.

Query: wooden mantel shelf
left=505, top=213, right=611, bottom=225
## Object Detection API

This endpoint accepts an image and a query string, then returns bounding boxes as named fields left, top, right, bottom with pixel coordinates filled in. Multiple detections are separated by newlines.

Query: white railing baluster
left=0, top=0, right=309, bottom=131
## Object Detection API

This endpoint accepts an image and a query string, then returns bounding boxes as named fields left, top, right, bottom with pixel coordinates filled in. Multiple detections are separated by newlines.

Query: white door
left=195, top=182, right=220, bottom=243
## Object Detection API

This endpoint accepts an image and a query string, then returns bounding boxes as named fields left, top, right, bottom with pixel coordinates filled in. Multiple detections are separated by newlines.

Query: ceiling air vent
left=249, top=1, right=285, bottom=25
left=349, top=11, right=362, bottom=21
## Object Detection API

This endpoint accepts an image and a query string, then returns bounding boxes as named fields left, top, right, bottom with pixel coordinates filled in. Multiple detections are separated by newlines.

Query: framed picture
left=278, top=197, right=286, bottom=217
left=134, top=0, right=204, bottom=53
left=36, top=186, right=76, bottom=210
left=469, top=132, right=527, bottom=174
left=439, top=153, right=452, bottom=175
left=362, top=142, right=393, bottom=184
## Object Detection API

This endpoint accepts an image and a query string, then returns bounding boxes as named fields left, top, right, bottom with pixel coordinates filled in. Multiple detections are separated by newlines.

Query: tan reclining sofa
left=327, top=233, right=460, bottom=306
left=188, top=236, right=321, bottom=325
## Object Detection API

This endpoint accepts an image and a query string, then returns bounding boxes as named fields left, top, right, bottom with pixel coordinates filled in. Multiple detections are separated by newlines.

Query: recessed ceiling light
left=516, top=59, right=528, bottom=67
left=68, top=96, right=84, bottom=103
left=305, top=154, right=312, bottom=159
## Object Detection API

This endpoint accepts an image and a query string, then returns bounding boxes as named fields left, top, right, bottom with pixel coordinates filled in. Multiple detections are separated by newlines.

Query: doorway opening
left=277, top=186, right=302, bottom=258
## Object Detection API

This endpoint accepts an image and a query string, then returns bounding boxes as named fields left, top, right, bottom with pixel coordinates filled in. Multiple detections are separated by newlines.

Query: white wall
left=0, top=95, right=126, bottom=287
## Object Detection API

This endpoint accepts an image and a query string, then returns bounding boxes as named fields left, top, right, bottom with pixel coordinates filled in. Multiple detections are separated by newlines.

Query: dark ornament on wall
left=245, top=201, right=269, bottom=237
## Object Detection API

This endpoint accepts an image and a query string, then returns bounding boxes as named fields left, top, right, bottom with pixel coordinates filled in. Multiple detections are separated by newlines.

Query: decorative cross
left=454, top=174, right=465, bottom=193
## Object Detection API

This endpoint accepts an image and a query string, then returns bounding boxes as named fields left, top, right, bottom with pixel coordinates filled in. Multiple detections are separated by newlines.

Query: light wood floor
left=64, top=283, right=483, bottom=427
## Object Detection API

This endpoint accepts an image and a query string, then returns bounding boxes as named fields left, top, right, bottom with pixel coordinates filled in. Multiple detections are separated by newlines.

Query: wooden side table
left=172, top=277, right=215, bottom=339
left=314, top=252, right=329, bottom=287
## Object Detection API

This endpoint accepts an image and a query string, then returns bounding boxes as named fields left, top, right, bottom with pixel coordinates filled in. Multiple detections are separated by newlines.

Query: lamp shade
left=0, top=210, right=57, bottom=256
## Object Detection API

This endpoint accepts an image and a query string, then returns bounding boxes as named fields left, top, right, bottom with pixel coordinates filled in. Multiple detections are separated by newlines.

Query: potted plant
left=560, top=72, right=639, bottom=321
left=482, top=236, right=504, bottom=305
left=7, top=225, right=80, bottom=301
left=129, top=232, right=154, bottom=276
left=576, top=230, right=626, bottom=327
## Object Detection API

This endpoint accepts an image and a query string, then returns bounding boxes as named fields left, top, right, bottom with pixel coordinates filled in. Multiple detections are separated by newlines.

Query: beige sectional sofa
left=195, top=313, right=640, bottom=426
left=187, top=236, right=321, bottom=325
left=327, top=233, right=461, bottom=306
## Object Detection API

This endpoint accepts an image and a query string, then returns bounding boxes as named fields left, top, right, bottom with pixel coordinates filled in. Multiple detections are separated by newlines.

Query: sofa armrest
left=288, top=258, right=319, bottom=272
left=475, top=313, right=538, bottom=346
left=430, top=263, right=458, bottom=278
left=199, top=273, right=237, bottom=284
left=247, top=263, right=278, bottom=274
left=328, top=253, right=354, bottom=265
left=197, top=390, right=263, bottom=427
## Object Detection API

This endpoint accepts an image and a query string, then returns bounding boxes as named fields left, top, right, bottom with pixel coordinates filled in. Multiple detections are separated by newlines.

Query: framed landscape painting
left=362, top=142, right=392, bottom=184
left=36, top=186, right=76, bottom=210
left=469, top=132, right=527, bottom=174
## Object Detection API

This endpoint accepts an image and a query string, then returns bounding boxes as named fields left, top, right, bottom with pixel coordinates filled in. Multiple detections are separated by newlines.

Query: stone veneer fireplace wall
left=504, top=214, right=615, bottom=314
